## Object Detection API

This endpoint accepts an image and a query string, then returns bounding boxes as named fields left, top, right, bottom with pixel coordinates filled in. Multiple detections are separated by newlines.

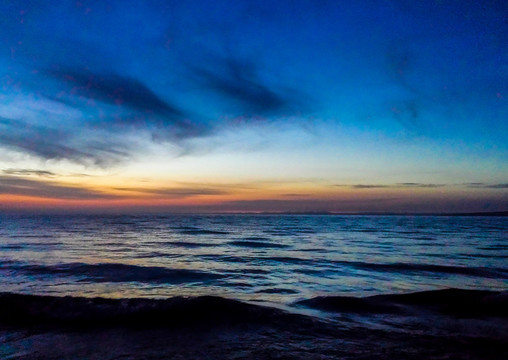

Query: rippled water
left=0, top=214, right=506, bottom=303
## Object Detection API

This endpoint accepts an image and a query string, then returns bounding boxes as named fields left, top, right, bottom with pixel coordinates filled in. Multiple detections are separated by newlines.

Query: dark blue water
left=0, top=215, right=506, bottom=303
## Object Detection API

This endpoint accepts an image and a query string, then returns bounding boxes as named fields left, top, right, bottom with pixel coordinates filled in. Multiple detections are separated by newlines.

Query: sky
left=0, top=0, right=507, bottom=213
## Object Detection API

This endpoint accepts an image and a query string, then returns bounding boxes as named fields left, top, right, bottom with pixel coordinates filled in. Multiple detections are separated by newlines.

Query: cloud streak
left=2, top=169, right=56, bottom=177
left=350, top=184, right=390, bottom=189
left=46, top=69, right=181, bottom=117
left=0, top=177, right=228, bottom=201
left=188, top=55, right=309, bottom=116
left=397, top=183, right=444, bottom=188
left=336, top=183, right=445, bottom=189
left=43, top=68, right=211, bottom=139
left=466, top=183, right=508, bottom=189
left=114, top=186, right=228, bottom=198
left=0, top=176, right=117, bottom=200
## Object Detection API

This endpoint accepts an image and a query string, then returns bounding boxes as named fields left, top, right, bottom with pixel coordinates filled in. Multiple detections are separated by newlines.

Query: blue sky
left=0, top=0, right=506, bottom=212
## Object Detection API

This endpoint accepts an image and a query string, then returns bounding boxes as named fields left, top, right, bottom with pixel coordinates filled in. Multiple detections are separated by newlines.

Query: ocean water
left=0, top=214, right=506, bottom=304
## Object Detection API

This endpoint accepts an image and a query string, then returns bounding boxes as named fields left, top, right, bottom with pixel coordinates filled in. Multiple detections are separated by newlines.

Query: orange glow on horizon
left=1, top=184, right=503, bottom=213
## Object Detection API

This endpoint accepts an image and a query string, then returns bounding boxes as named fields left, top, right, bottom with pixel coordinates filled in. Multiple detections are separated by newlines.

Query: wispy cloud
left=0, top=176, right=117, bottom=200
left=2, top=169, right=56, bottom=177
left=0, top=117, right=91, bottom=162
left=3, top=55, right=309, bottom=166
left=0, top=117, right=129, bottom=166
left=0, top=177, right=229, bottom=201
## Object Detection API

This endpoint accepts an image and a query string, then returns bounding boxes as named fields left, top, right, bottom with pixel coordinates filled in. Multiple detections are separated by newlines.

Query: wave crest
left=2, top=262, right=222, bottom=284
left=0, top=293, right=299, bottom=328
left=297, top=288, right=508, bottom=317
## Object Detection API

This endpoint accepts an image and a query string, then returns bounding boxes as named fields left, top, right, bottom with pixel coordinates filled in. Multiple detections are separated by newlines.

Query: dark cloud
left=46, top=68, right=182, bottom=117
left=2, top=169, right=56, bottom=177
left=1, top=3, right=313, bottom=166
left=189, top=55, right=308, bottom=116
left=42, top=68, right=212, bottom=143
left=0, top=176, right=117, bottom=200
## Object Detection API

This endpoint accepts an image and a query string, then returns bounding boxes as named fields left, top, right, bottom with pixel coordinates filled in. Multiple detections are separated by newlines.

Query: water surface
left=0, top=214, right=506, bottom=303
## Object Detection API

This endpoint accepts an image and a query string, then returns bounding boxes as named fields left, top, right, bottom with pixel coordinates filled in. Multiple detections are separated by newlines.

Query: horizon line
left=0, top=210, right=506, bottom=217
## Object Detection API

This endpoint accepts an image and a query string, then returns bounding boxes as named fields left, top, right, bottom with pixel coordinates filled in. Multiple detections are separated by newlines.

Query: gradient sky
left=0, top=0, right=507, bottom=213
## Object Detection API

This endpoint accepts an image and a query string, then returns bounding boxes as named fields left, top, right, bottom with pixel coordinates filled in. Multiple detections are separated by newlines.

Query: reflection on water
left=0, top=214, right=506, bottom=302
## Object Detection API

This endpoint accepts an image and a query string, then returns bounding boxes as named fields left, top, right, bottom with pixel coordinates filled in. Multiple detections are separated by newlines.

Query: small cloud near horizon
left=465, top=183, right=508, bottom=189
left=335, top=183, right=445, bottom=189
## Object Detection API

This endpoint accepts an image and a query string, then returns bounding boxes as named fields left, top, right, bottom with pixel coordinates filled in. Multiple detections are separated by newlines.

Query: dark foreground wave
left=0, top=293, right=298, bottom=328
left=1, top=289, right=507, bottom=330
left=3, top=290, right=508, bottom=360
left=1, top=262, right=222, bottom=284
left=297, top=288, right=508, bottom=317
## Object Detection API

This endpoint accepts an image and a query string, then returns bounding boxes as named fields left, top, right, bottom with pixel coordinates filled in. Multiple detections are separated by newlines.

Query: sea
left=0, top=214, right=507, bottom=305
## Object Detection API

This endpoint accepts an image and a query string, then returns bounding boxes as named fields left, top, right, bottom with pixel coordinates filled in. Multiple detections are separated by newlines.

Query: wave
left=349, top=228, right=381, bottom=233
left=228, top=240, right=288, bottom=249
left=264, top=256, right=314, bottom=265
left=256, top=288, right=299, bottom=294
left=2, top=262, right=223, bottom=284
left=164, top=241, right=218, bottom=248
left=0, top=293, right=300, bottom=328
left=297, top=288, right=508, bottom=317
left=242, top=236, right=272, bottom=241
left=0, top=241, right=62, bottom=248
left=0, top=244, right=25, bottom=250
left=180, top=229, right=230, bottom=235
left=343, top=261, right=508, bottom=279
left=478, top=245, right=508, bottom=250
left=192, top=254, right=508, bottom=280
left=1, top=288, right=506, bottom=330
left=9, top=234, right=55, bottom=238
